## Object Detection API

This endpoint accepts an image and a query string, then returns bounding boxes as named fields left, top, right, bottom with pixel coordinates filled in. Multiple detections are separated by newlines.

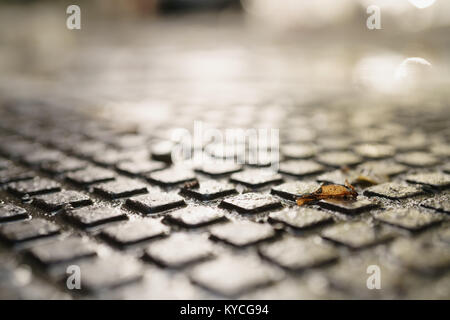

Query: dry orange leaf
left=296, top=180, right=358, bottom=206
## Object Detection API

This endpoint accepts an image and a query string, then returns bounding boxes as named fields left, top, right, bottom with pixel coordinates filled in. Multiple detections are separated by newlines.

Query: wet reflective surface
left=0, top=2, right=449, bottom=300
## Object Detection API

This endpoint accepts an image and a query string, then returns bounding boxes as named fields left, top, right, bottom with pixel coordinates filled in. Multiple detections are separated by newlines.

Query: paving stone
left=65, top=206, right=128, bottom=229
left=0, top=219, right=60, bottom=245
left=0, top=167, right=34, bottom=184
left=318, top=137, right=354, bottom=151
left=373, top=208, right=444, bottom=231
left=189, top=255, right=283, bottom=297
left=65, top=255, right=143, bottom=292
left=125, top=192, right=186, bottom=215
left=110, top=134, right=148, bottom=150
left=22, top=149, right=64, bottom=166
left=33, top=190, right=92, bottom=212
left=0, top=140, right=39, bottom=159
left=353, top=144, right=395, bottom=159
left=278, top=160, right=326, bottom=177
left=0, top=203, right=28, bottom=223
left=271, top=181, right=320, bottom=202
left=230, top=169, right=283, bottom=189
left=318, top=198, right=379, bottom=215
left=195, top=161, right=242, bottom=177
left=210, top=221, right=276, bottom=247
left=421, top=198, right=450, bottom=214
left=364, top=182, right=424, bottom=200
left=66, top=167, right=116, bottom=186
left=321, top=222, right=394, bottom=249
left=93, top=178, right=148, bottom=199
left=27, top=236, right=97, bottom=267
left=7, top=178, right=61, bottom=197
left=389, top=238, right=450, bottom=273
left=180, top=180, right=237, bottom=201
left=205, top=143, right=246, bottom=160
left=116, top=160, right=166, bottom=176
left=356, top=161, right=408, bottom=178
left=167, top=206, right=225, bottom=227
left=395, top=152, right=440, bottom=167
left=150, top=140, right=174, bottom=163
left=220, top=193, right=282, bottom=214
left=259, top=236, right=339, bottom=270
left=269, top=208, right=333, bottom=229
left=0, top=158, right=11, bottom=170
left=144, top=233, right=213, bottom=268
left=326, top=254, right=410, bottom=296
left=436, top=226, right=450, bottom=244
left=389, top=133, right=427, bottom=151
left=316, top=151, right=363, bottom=168
left=405, top=172, right=450, bottom=189
left=146, top=167, right=197, bottom=187
left=430, top=143, right=450, bottom=158
left=71, top=140, right=108, bottom=158
left=91, top=149, right=134, bottom=167
left=100, top=218, right=170, bottom=246
left=40, top=157, right=88, bottom=175
left=282, top=144, right=317, bottom=159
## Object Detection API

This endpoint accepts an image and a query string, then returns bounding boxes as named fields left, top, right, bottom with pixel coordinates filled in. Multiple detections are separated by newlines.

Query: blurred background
left=0, top=0, right=449, bottom=120
left=0, top=1, right=449, bottom=301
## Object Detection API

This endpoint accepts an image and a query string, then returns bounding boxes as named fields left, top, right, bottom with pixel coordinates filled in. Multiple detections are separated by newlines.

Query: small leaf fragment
left=296, top=181, right=358, bottom=206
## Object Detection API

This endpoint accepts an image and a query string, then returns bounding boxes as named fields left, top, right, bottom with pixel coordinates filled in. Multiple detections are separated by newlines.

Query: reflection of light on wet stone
left=353, top=54, right=403, bottom=93
left=354, top=55, right=435, bottom=93
left=408, top=0, right=436, bottom=9
left=242, top=0, right=354, bottom=29
left=395, top=57, right=433, bottom=89
left=13, top=265, right=32, bottom=286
